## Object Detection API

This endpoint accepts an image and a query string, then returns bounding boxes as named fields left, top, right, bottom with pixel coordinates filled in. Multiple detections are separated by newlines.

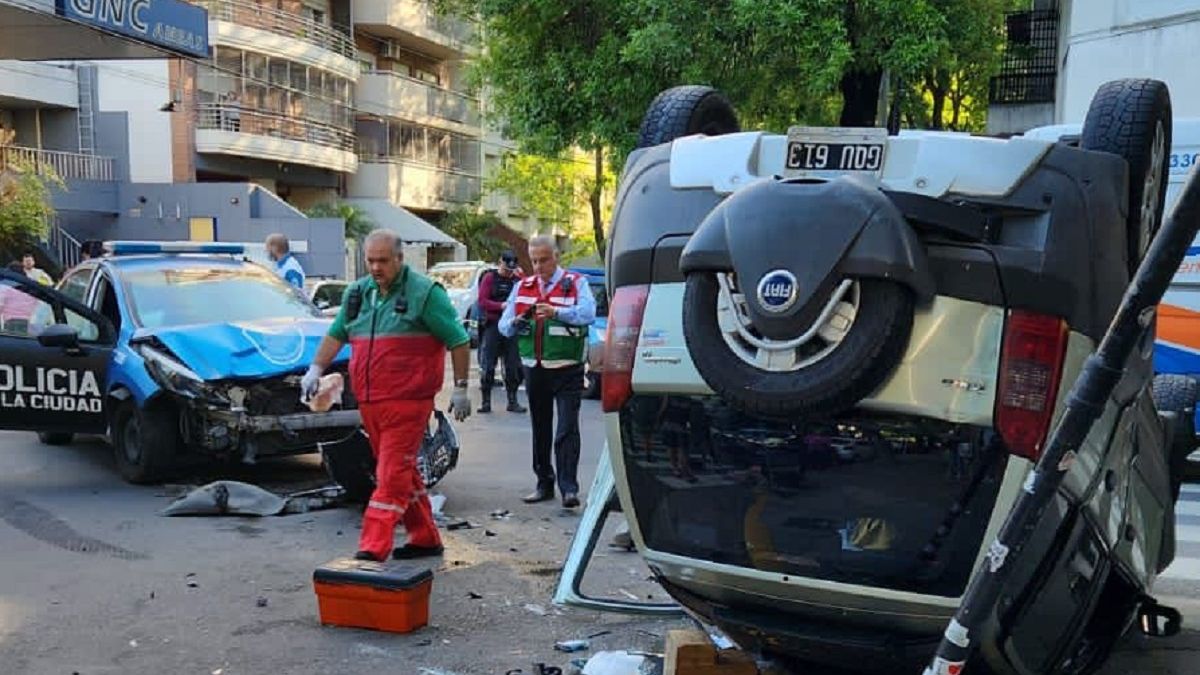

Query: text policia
left=0, top=365, right=103, bottom=413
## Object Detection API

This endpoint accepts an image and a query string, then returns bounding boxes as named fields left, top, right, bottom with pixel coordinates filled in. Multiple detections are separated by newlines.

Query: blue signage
left=57, top=0, right=210, bottom=59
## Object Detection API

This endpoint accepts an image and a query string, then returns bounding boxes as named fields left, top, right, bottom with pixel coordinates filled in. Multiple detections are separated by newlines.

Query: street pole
left=923, top=159, right=1200, bottom=675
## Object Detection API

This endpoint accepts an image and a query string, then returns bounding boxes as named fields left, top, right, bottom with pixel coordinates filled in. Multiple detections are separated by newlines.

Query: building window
left=989, top=8, right=1059, bottom=105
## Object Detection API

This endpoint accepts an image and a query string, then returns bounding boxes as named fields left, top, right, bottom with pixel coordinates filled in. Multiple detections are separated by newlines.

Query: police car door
left=0, top=269, right=114, bottom=433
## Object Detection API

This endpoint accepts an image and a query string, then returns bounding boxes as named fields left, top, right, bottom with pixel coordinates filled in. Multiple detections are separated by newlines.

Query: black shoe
left=354, top=550, right=383, bottom=562
left=522, top=488, right=554, bottom=503
left=392, top=544, right=445, bottom=560
left=478, top=400, right=492, bottom=413
left=562, top=493, right=580, bottom=508
left=506, top=393, right=526, bottom=413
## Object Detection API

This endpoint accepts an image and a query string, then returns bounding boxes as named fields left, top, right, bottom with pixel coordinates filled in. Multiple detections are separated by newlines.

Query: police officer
left=476, top=250, right=526, bottom=414
left=302, top=229, right=473, bottom=562
left=500, top=236, right=595, bottom=507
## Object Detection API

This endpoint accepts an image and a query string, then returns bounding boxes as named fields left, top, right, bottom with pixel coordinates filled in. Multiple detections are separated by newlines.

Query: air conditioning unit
left=382, top=41, right=406, bottom=61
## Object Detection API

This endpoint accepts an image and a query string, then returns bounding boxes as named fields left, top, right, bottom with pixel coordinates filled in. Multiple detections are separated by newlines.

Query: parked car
left=601, top=82, right=1188, bottom=674
left=306, top=277, right=348, bottom=317
left=428, top=260, right=493, bottom=348
left=0, top=242, right=359, bottom=484
left=571, top=267, right=608, bottom=399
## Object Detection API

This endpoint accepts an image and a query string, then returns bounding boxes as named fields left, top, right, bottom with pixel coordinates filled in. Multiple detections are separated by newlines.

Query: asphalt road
left=3, top=385, right=1200, bottom=674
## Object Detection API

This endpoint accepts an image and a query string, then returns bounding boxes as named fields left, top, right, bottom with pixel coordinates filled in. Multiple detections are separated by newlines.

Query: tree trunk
left=839, top=69, right=883, bottom=127
left=590, top=147, right=606, bottom=260
left=951, top=87, right=964, bottom=131
left=931, top=89, right=947, bottom=130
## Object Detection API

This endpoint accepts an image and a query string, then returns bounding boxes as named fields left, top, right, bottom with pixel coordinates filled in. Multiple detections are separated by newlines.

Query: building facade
left=988, top=0, right=1200, bottom=134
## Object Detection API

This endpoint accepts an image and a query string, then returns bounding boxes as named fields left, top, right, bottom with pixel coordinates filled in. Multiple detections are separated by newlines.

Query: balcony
left=195, top=0, right=358, bottom=79
left=358, top=70, right=479, bottom=131
left=353, top=0, right=477, bottom=59
left=349, top=155, right=480, bottom=212
left=194, top=104, right=357, bottom=173
left=0, top=145, right=116, bottom=181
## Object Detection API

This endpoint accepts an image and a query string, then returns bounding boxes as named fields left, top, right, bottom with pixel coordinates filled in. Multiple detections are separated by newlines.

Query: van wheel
left=1152, top=374, right=1199, bottom=490
left=636, top=86, right=740, bottom=149
left=1081, top=79, right=1172, bottom=275
left=112, top=400, right=178, bottom=484
left=683, top=273, right=913, bottom=418
left=37, top=431, right=74, bottom=446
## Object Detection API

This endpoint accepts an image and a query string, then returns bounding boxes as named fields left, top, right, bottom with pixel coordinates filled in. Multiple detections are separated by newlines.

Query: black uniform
left=478, top=269, right=524, bottom=412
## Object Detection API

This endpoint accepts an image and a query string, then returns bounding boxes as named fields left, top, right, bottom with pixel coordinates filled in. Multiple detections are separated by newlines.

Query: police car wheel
left=37, top=431, right=74, bottom=446
left=1081, top=79, right=1172, bottom=275
left=683, top=273, right=913, bottom=418
left=112, top=400, right=177, bottom=484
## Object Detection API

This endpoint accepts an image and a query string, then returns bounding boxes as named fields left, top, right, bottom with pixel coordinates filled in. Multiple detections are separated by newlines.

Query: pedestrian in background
left=265, top=233, right=305, bottom=289
left=476, top=249, right=526, bottom=414
left=500, top=235, right=595, bottom=508
left=302, top=229, right=473, bottom=562
left=21, top=251, right=52, bottom=285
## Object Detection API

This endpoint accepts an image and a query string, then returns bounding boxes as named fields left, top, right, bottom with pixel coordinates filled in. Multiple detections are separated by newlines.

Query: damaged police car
left=0, top=242, right=358, bottom=484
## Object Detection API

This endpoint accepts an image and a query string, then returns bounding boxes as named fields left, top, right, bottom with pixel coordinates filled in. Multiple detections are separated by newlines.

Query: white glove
left=300, top=364, right=323, bottom=402
left=449, top=386, right=471, bottom=422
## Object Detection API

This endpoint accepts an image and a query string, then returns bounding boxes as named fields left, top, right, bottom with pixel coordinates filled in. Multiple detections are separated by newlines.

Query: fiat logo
left=756, top=270, right=798, bottom=313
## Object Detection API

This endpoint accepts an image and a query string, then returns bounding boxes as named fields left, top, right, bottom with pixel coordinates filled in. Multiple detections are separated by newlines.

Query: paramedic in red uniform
left=500, top=235, right=596, bottom=508
left=302, top=229, right=473, bottom=562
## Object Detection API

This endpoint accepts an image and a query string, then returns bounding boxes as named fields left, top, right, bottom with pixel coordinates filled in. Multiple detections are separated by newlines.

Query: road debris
left=160, top=481, right=347, bottom=517
left=618, top=588, right=639, bottom=601
left=468, top=591, right=483, bottom=600
left=185, top=573, right=199, bottom=588
left=256, top=596, right=269, bottom=608
left=554, top=639, right=591, bottom=653
left=446, top=520, right=476, bottom=531
left=580, top=651, right=647, bottom=674
left=524, top=603, right=548, bottom=616
left=485, top=529, right=497, bottom=537
left=490, top=509, right=512, bottom=519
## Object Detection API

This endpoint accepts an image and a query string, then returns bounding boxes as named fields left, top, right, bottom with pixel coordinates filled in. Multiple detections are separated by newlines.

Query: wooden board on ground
left=664, top=629, right=758, bottom=675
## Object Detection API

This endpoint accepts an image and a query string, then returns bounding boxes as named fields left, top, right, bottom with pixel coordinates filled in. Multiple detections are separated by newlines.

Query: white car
left=427, top=261, right=494, bottom=346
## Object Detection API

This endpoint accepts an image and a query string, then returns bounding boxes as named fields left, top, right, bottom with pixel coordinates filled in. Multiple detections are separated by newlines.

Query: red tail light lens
left=602, top=284, right=650, bottom=413
left=996, top=310, right=1069, bottom=461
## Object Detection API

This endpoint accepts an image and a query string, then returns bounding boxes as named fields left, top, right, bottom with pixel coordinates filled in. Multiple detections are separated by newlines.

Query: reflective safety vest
left=513, top=272, right=587, bottom=368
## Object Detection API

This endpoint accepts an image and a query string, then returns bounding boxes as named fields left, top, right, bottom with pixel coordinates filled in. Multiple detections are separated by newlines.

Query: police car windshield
left=122, top=264, right=320, bottom=329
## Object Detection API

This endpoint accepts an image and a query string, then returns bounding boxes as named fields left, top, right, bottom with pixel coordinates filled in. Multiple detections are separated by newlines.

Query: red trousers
left=358, top=398, right=441, bottom=560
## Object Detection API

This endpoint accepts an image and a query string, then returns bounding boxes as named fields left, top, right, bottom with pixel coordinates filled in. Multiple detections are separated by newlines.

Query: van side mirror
left=37, top=323, right=81, bottom=349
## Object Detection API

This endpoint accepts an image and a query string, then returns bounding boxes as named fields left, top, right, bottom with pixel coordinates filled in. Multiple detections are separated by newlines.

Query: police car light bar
left=103, top=241, right=246, bottom=256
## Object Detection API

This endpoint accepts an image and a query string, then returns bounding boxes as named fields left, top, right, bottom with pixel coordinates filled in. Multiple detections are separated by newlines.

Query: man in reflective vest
left=499, top=235, right=596, bottom=507
left=302, top=229, right=473, bottom=562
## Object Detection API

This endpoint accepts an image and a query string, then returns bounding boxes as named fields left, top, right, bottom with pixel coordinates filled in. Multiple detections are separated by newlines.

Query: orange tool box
left=313, top=557, right=433, bottom=633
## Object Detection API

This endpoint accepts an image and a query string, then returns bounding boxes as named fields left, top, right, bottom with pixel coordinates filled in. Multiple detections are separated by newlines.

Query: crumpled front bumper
left=205, top=408, right=362, bottom=433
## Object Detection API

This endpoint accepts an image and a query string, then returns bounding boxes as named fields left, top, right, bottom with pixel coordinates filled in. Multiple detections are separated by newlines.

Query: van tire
left=683, top=273, right=913, bottom=418
left=1152, top=374, right=1199, bottom=490
left=636, top=86, right=740, bottom=149
left=1081, top=79, right=1172, bottom=275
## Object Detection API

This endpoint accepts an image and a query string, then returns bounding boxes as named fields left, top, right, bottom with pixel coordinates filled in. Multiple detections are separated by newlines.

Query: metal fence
left=195, top=103, right=357, bottom=153
left=194, top=0, right=357, bottom=59
left=989, top=9, right=1060, bottom=105
left=0, top=145, right=116, bottom=181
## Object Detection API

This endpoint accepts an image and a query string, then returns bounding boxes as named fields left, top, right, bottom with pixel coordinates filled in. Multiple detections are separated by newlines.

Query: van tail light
left=602, top=284, right=650, bottom=413
left=996, top=310, right=1069, bottom=461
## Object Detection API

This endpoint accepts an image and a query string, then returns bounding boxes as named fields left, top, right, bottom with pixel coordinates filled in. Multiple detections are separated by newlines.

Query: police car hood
left=137, top=317, right=348, bottom=381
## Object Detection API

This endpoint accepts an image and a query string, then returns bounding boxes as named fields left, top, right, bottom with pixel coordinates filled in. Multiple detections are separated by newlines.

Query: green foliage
left=304, top=202, right=374, bottom=241
left=438, top=208, right=509, bottom=261
left=0, top=155, right=63, bottom=258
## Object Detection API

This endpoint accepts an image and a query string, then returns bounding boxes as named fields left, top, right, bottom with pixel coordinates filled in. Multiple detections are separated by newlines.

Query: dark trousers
left=526, top=364, right=583, bottom=495
left=479, top=321, right=521, bottom=392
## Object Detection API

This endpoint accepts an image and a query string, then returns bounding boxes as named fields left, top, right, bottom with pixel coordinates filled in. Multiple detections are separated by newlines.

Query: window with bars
left=989, top=8, right=1060, bottom=105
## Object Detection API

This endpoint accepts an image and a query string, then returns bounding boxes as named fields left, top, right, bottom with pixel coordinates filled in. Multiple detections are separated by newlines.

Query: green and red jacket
left=512, top=271, right=588, bottom=368
left=328, top=265, right=469, bottom=403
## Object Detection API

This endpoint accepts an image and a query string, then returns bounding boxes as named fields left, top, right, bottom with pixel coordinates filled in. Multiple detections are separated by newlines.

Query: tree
left=304, top=202, right=374, bottom=241
left=484, top=151, right=614, bottom=258
left=438, top=209, right=509, bottom=261
left=0, top=153, right=63, bottom=263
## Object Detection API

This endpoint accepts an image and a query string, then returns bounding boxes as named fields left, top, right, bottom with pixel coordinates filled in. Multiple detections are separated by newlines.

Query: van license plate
left=784, top=127, right=888, bottom=175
